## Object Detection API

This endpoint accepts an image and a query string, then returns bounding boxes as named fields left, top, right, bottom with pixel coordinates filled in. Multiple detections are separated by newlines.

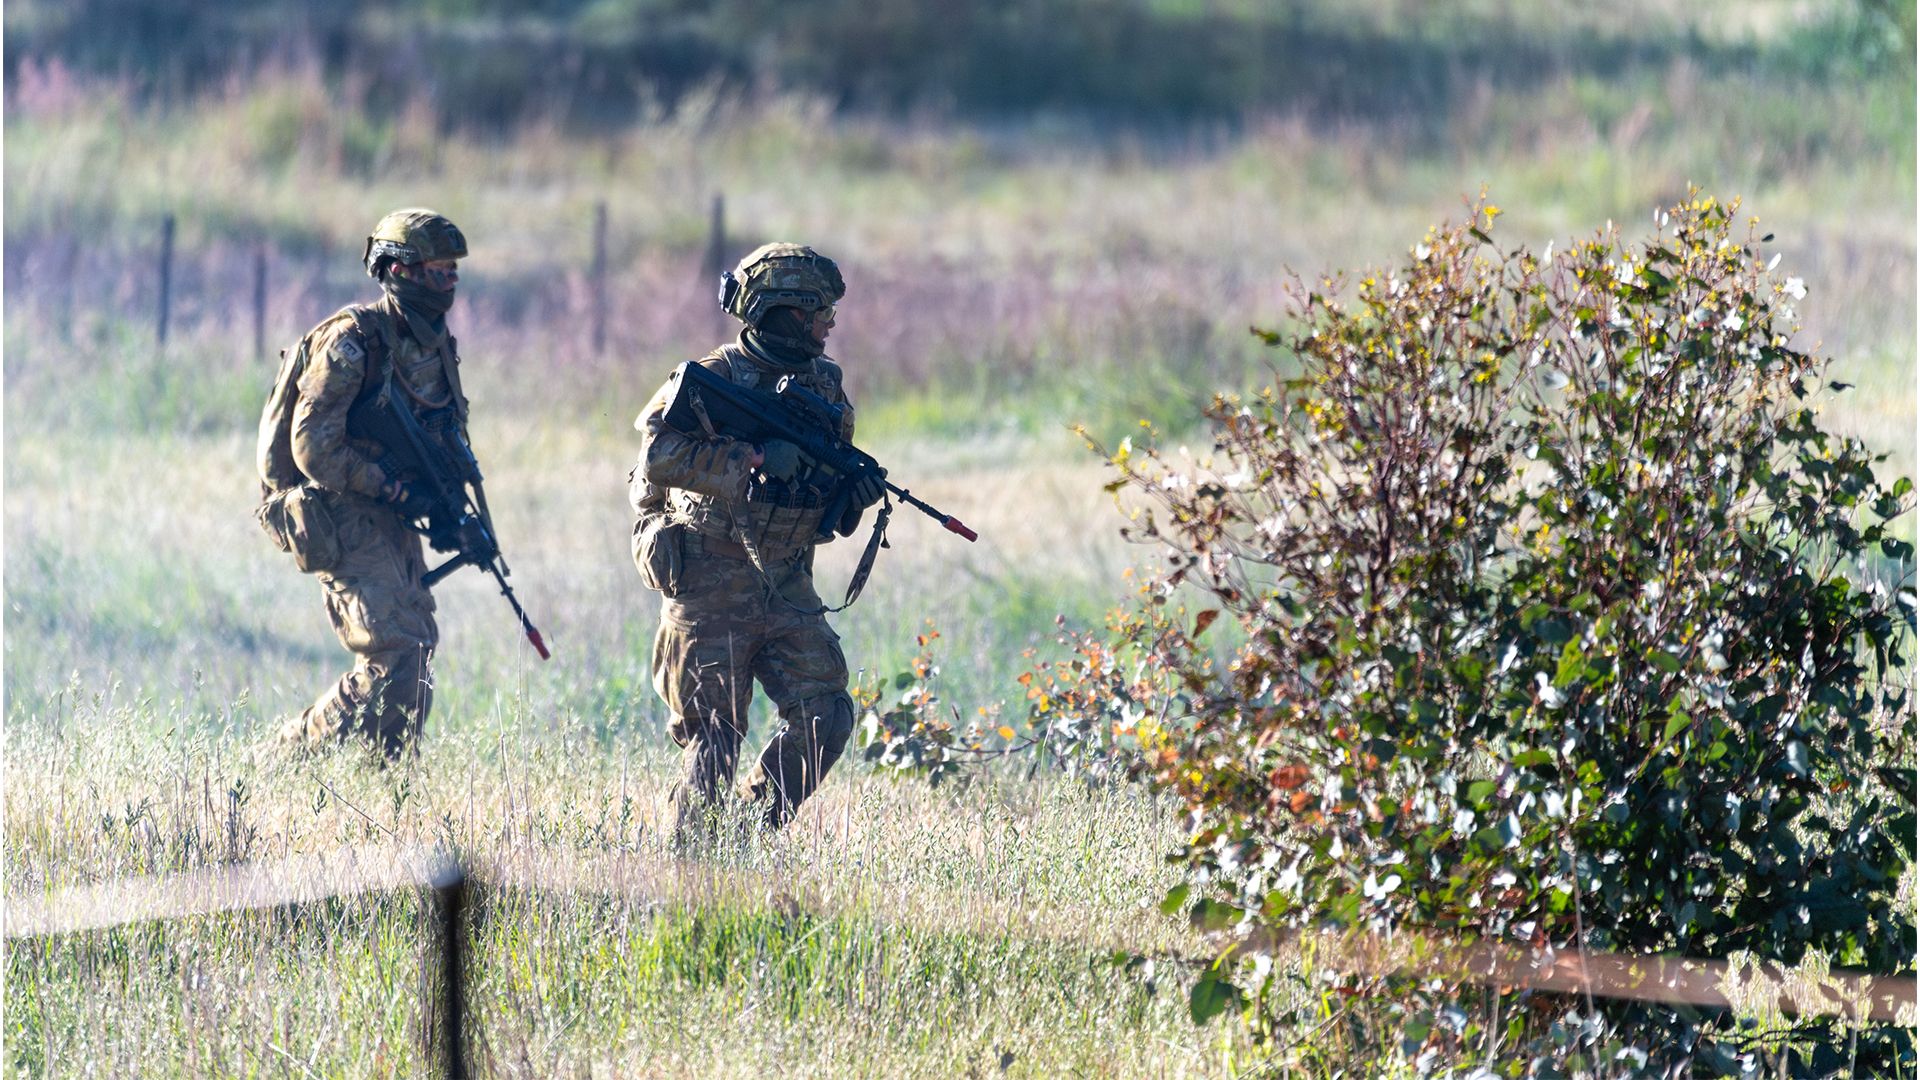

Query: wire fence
left=7, top=843, right=1914, bottom=1077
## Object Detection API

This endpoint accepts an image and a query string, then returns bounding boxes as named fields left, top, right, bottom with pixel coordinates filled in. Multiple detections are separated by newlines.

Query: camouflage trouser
left=652, top=535, right=854, bottom=843
left=292, top=494, right=438, bottom=758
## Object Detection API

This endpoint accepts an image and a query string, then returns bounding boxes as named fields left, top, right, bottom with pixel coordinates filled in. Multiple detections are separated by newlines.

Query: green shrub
left=1094, top=194, right=1915, bottom=1074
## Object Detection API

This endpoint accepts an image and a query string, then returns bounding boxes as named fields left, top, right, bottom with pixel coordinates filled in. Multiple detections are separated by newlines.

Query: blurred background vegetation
left=5, top=0, right=1913, bottom=439
left=4, top=0, right=1913, bottom=719
left=4, top=2, right=1913, bottom=1073
left=8, top=0, right=1916, bottom=125
left=5, top=0, right=1915, bottom=875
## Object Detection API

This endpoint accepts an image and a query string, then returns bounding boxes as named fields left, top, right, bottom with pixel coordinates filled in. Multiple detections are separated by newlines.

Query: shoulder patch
left=329, top=335, right=366, bottom=365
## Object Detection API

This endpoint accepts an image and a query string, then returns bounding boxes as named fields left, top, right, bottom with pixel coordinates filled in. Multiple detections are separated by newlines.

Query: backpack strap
left=342, top=304, right=394, bottom=406
left=258, top=304, right=392, bottom=496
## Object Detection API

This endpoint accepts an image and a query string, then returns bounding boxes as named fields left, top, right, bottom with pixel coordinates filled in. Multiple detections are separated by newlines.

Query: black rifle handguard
left=661, top=361, right=978, bottom=544
left=347, top=377, right=551, bottom=660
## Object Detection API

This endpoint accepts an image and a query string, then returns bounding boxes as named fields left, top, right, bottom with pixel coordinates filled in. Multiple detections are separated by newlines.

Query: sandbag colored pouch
left=257, top=484, right=342, bottom=574
left=633, top=514, right=684, bottom=598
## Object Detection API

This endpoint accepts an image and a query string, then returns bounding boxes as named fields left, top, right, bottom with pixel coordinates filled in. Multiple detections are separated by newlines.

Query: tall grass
left=6, top=39, right=1912, bottom=455
left=5, top=7, right=1913, bottom=1073
left=5, top=705, right=1226, bottom=1076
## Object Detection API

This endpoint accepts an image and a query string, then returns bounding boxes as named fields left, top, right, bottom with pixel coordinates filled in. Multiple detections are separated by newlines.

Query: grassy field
left=5, top=1, right=1914, bottom=1074
left=6, top=716, right=1230, bottom=1076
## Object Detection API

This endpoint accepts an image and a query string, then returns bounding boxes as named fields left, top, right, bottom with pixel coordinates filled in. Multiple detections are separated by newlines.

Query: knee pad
left=784, top=692, right=855, bottom=751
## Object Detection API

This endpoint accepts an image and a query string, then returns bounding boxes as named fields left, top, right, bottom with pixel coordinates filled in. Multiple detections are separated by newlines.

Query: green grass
left=9, top=899, right=435, bottom=1075
left=463, top=894, right=1192, bottom=1075
left=6, top=51, right=1910, bottom=477
left=10, top=887, right=1222, bottom=1077
left=4, top=7, right=1913, bottom=1072
left=5, top=707, right=1230, bottom=1077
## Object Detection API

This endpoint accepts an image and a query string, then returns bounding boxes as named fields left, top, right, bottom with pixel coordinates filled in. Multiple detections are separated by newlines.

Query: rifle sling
left=838, top=500, right=892, bottom=609
left=695, top=499, right=891, bottom=616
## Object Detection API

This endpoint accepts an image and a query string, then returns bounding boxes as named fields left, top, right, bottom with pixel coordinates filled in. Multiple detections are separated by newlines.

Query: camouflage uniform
left=262, top=208, right=471, bottom=758
left=633, top=334, right=860, bottom=839
left=285, top=302, right=467, bottom=755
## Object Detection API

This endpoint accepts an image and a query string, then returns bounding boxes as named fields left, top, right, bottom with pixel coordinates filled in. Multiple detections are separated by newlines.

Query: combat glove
left=381, top=477, right=435, bottom=523
left=835, top=472, right=888, bottom=537
left=758, top=439, right=804, bottom=481
left=454, top=515, right=498, bottom=562
left=849, top=473, right=886, bottom=509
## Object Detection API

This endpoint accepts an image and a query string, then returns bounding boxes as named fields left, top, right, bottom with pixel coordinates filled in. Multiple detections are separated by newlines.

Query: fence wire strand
left=7, top=843, right=1914, bottom=1031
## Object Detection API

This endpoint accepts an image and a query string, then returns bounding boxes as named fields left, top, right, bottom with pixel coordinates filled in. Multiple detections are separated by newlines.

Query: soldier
left=257, top=208, right=474, bottom=758
left=631, top=243, right=885, bottom=845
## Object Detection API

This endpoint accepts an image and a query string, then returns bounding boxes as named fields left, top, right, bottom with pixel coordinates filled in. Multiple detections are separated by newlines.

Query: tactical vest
left=668, top=342, right=850, bottom=561
left=256, top=302, right=467, bottom=498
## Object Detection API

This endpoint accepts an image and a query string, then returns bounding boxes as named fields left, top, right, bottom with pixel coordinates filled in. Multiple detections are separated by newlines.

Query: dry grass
left=4, top=706, right=1234, bottom=1077
left=6, top=53, right=1912, bottom=461
left=4, top=22, right=1913, bottom=1074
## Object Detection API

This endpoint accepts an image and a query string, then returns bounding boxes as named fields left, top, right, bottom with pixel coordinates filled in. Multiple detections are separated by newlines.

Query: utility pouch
left=256, top=484, right=342, bottom=574
left=632, top=514, right=684, bottom=597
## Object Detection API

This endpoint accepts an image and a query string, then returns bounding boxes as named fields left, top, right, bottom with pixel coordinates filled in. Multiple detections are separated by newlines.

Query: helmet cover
left=719, top=242, right=845, bottom=326
left=363, top=208, right=468, bottom=279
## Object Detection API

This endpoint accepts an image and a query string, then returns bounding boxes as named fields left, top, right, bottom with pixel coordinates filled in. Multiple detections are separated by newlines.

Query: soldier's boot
left=276, top=713, right=314, bottom=746
left=287, top=644, right=432, bottom=762
left=370, top=644, right=433, bottom=761
left=669, top=721, right=744, bottom=854
left=740, top=692, right=856, bottom=830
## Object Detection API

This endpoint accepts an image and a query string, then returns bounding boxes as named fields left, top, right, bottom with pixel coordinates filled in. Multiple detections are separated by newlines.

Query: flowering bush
left=1095, top=194, right=1914, bottom=1074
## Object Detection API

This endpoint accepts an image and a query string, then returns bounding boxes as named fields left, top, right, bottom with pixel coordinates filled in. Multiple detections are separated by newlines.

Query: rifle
left=661, top=360, right=979, bottom=544
left=347, top=381, right=551, bottom=661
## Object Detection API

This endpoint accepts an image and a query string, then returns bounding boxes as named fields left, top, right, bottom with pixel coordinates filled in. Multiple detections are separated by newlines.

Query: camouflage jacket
left=632, top=335, right=855, bottom=560
left=290, top=299, right=468, bottom=501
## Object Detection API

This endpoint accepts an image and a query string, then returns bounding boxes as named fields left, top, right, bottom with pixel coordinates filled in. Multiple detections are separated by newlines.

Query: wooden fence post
left=156, top=214, right=175, bottom=346
left=591, top=201, right=608, bottom=357
left=705, top=194, right=728, bottom=334
left=428, top=865, right=470, bottom=1079
left=703, top=193, right=726, bottom=283
left=56, top=236, right=77, bottom=341
left=253, top=244, right=268, bottom=361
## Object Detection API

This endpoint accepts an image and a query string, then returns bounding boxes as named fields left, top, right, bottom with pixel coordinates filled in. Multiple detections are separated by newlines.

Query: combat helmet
left=719, top=243, right=845, bottom=328
left=362, top=208, right=468, bottom=280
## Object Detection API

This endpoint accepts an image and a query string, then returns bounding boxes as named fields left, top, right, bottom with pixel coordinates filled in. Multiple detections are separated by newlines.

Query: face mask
left=744, top=306, right=827, bottom=362
left=384, top=272, right=455, bottom=321
left=744, top=326, right=821, bottom=363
